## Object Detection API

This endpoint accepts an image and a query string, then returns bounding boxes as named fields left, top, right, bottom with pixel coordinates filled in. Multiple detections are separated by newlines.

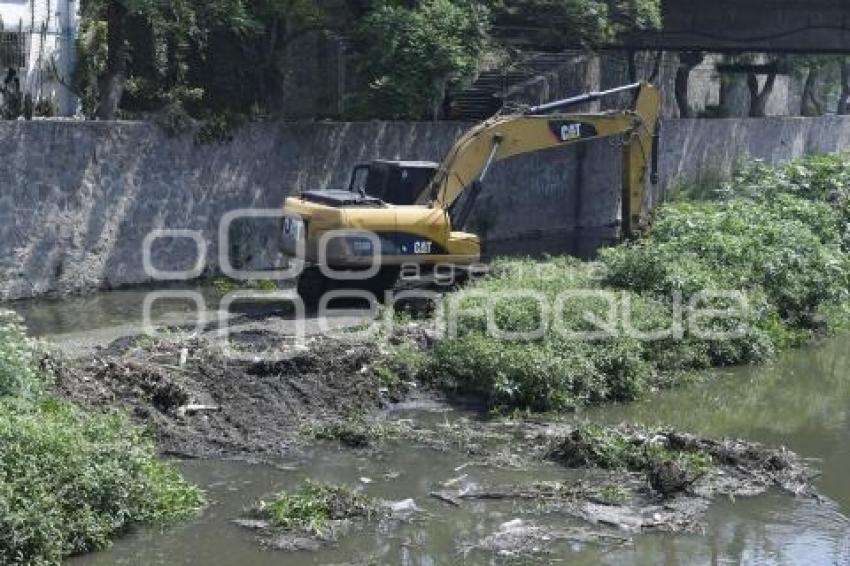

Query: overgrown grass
left=0, top=400, right=204, bottom=564
left=0, top=312, right=204, bottom=564
left=251, top=481, right=378, bottom=535
left=424, top=153, right=850, bottom=412
left=597, top=484, right=630, bottom=505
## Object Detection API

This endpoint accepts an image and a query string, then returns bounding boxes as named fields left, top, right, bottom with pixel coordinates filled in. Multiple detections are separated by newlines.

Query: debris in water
left=429, top=490, right=462, bottom=507
left=385, top=498, right=420, bottom=517
left=442, top=473, right=469, bottom=487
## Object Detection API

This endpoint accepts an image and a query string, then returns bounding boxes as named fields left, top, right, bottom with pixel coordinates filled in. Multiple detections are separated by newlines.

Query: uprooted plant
left=245, top=480, right=381, bottom=536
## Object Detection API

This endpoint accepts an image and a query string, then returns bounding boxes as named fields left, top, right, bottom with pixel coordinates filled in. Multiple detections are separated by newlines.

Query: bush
left=600, top=198, right=850, bottom=323
left=0, top=311, right=49, bottom=401
left=0, top=312, right=203, bottom=564
left=430, top=259, right=664, bottom=410
left=425, top=153, right=850, bottom=412
left=0, top=400, right=204, bottom=565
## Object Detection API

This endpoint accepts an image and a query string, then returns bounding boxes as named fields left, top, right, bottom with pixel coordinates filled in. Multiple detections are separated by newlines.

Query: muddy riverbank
left=47, top=317, right=822, bottom=560
left=5, top=286, right=841, bottom=563
left=53, top=330, right=419, bottom=460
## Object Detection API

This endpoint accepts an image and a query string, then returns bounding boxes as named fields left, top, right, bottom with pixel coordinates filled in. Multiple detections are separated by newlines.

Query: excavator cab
left=348, top=160, right=439, bottom=205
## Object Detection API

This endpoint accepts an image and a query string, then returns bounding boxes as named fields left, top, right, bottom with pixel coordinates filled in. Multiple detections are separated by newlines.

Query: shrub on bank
left=0, top=311, right=49, bottom=400
left=0, top=401, right=204, bottom=565
left=426, top=153, right=850, bottom=412
left=601, top=197, right=849, bottom=324
left=430, top=287, right=656, bottom=410
left=0, top=312, right=204, bottom=565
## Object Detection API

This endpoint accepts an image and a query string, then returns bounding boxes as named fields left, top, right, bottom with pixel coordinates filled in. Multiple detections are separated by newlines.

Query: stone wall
left=659, top=116, right=850, bottom=186
left=1, top=115, right=849, bottom=301
left=0, top=120, right=469, bottom=300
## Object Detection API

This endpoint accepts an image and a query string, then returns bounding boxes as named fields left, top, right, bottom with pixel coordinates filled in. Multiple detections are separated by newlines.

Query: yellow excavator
left=281, top=82, right=661, bottom=304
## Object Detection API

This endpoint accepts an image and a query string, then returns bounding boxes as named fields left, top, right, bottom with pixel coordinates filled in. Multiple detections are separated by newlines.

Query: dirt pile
left=545, top=425, right=811, bottom=500
left=423, top=420, right=818, bottom=537
left=50, top=326, right=823, bottom=552
left=54, top=330, right=410, bottom=460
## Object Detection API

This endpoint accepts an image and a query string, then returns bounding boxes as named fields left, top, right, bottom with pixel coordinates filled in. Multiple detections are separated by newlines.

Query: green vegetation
left=303, top=419, right=379, bottom=448
left=374, top=343, right=429, bottom=388
left=0, top=401, right=204, bottom=564
left=193, top=112, right=248, bottom=145
left=0, top=311, right=48, bottom=400
left=548, top=424, right=711, bottom=476
left=352, top=0, right=489, bottom=119
left=424, top=153, right=850, bottom=412
left=430, top=258, right=662, bottom=410
left=302, top=416, right=409, bottom=448
left=211, top=276, right=278, bottom=294
left=504, top=0, right=662, bottom=48
left=74, top=0, right=661, bottom=121
left=601, top=197, right=848, bottom=327
left=0, top=312, right=203, bottom=564
left=251, top=480, right=378, bottom=535
left=597, top=484, right=630, bottom=505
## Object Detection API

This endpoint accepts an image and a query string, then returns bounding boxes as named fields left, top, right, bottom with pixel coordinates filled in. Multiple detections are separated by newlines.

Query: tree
left=800, top=66, right=825, bottom=117
left=839, top=57, right=850, bottom=115
left=791, top=56, right=842, bottom=117
left=490, top=0, right=661, bottom=49
left=78, top=0, right=253, bottom=119
left=78, top=0, right=362, bottom=118
left=674, top=51, right=703, bottom=118
left=219, top=0, right=339, bottom=114
left=353, top=0, right=490, bottom=119
left=723, top=54, right=784, bottom=118
left=76, top=0, right=663, bottom=120
left=746, top=71, right=776, bottom=118
left=797, top=57, right=828, bottom=117
left=606, top=0, right=663, bottom=37
left=92, top=0, right=128, bottom=119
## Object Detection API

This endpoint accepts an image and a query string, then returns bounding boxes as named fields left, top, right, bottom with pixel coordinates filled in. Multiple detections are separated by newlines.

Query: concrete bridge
left=499, top=0, right=850, bottom=54
left=630, top=0, right=850, bottom=54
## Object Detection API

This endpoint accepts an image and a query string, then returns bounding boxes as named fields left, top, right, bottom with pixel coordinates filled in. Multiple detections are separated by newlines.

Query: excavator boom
left=419, top=82, right=661, bottom=236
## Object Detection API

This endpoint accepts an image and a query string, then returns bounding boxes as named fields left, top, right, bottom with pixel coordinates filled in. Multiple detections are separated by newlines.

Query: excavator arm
left=418, top=82, right=661, bottom=237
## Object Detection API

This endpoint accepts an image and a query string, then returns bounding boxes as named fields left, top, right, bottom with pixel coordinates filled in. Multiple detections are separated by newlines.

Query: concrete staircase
left=450, top=52, right=586, bottom=119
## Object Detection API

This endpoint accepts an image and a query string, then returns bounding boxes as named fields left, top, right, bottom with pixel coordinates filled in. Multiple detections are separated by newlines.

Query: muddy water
left=577, top=338, right=850, bottom=564
left=13, top=290, right=850, bottom=564
left=8, top=285, right=296, bottom=337
left=65, top=455, right=850, bottom=566
left=7, top=286, right=235, bottom=356
left=63, top=339, right=850, bottom=564
left=68, top=444, right=577, bottom=566
left=9, top=285, right=369, bottom=358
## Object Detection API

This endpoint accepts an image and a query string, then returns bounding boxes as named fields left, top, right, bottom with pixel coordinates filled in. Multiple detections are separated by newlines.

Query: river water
left=9, top=291, right=850, bottom=564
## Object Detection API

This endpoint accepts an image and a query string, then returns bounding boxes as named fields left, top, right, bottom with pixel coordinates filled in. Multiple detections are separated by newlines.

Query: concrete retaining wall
left=659, top=117, right=850, bottom=182
left=1, top=116, right=849, bottom=301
